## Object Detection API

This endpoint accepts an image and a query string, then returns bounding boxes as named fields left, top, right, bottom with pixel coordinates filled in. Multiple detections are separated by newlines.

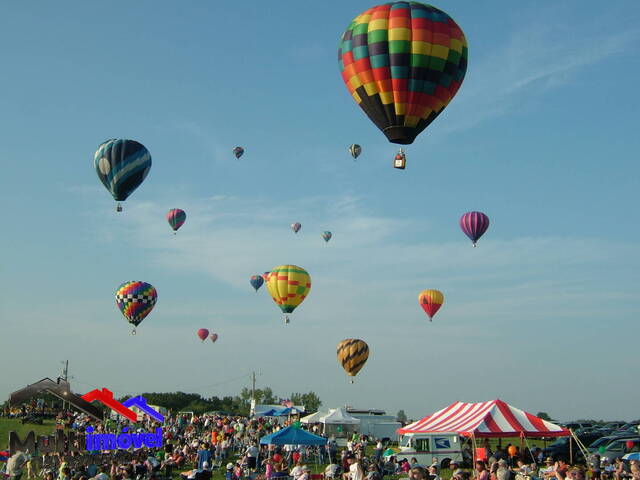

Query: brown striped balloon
left=337, top=339, right=369, bottom=378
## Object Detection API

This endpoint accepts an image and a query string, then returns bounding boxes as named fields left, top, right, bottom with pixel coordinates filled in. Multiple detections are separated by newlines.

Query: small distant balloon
left=291, top=222, right=301, bottom=234
left=508, top=446, right=517, bottom=457
left=233, top=147, right=244, bottom=159
left=322, top=231, right=332, bottom=243
left=210, top=333, right=218, bottom=343
left=418, top=289, right=444, bottom=322
left=348, top=144, right=361, bottom=160
left=197, top=328, right=209, bottom=342
left=166, top=209, right=186, bottom=234
left=460, top=211, right=490, bottom=247
left=250, top=275, right=264, bottom=292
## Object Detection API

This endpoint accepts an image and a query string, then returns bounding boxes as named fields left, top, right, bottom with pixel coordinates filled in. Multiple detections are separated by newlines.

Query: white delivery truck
left=392, top=432, right=464, bottom=469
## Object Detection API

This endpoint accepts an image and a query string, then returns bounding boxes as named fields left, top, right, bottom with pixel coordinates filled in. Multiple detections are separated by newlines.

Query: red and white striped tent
left=398, top=399, right=569, bottom=438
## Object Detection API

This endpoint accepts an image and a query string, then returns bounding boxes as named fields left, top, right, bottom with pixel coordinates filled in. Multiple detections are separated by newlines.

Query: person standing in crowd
left=343, top=453, right=364, bottom=480
left=497, top=460, right=511, bottom=480
left=197, top=443, right=212, bottom=471
left=375, top=440, right=383, bottom=462
left=245, top=443, right=259, bottom=472
left=476, top=461, right=489, bottom=480
left=6, top=452, right=28, bottom=480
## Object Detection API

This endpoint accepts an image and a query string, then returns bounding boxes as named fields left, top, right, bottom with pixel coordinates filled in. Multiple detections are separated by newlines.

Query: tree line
left=117, top=387, right=321, bottom=417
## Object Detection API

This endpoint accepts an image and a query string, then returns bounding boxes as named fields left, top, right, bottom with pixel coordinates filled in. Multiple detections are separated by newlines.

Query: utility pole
left=251, top=371, right=256, bottom=402
left=61, top=360, right=69, bottom=411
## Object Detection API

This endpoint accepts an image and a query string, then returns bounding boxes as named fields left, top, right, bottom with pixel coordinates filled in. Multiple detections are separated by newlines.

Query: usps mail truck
left=392, top=432, right=464, bottom=468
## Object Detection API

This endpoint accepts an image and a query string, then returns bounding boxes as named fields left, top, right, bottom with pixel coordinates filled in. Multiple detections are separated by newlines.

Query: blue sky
left=1, top=0, right=639, bottom=422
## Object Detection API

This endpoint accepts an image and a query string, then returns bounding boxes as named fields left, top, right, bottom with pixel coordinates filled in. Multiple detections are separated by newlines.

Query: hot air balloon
left=250, top=275, right=264, bottom=292
left=349, top=144, right=362, bottom=160
left=338, top=2, right=468, bottom=167
left=167, top=209, right=186, bottom=234
left=266, top=265, right=311, bottom=324
left=197, top=328, right=209, bottom=342
left=210, top=333, right=218, bottom=343
left=337, top=339, right=369, bottom=383
left=460, top=211, right=490, bottom=247
left=291, top=222, right=301, bottom=234
left=418, top=289, right=444, bottom=321
left=233, top=146, right=244, bottom=159
left=322, top=231, right=332, bottom=243
left=94, top=139, right=152, bottom=212
left=115, top=281, right=157, bottom=334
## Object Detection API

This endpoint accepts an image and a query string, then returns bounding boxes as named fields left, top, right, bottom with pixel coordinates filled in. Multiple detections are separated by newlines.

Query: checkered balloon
left=115, top=281, right=158, bottom=328
left=338, top=2, right=468, bottom=145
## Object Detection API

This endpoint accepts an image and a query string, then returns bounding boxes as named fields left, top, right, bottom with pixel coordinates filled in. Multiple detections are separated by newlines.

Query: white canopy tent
left=319, top=408, right=360, bottom=437
left=300, top=410, right=327, bottom=424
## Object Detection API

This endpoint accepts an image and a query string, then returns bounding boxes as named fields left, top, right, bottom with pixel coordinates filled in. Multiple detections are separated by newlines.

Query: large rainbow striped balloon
left=338, top=2, right=468, bottom=145
left=115, top=281, right=157, bottom=333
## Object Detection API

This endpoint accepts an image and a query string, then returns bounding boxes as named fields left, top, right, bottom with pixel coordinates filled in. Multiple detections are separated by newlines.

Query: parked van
left=393, top=432, right=464, bottom=468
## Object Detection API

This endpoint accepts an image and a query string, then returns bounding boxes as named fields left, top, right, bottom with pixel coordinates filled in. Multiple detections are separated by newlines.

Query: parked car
left=543, top=433, right=602, bottom=462
left=596, top=437, right=640, bottom=460
left=588, top=435, right=633, bottom=453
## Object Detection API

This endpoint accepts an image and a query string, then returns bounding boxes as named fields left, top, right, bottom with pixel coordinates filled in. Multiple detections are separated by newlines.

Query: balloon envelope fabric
left=460, top=211, right=490, bottom=246
left=115, top=281, right=157, bottom=327
left=266, top=265, right=311, bottom=314
left=338, top=2, right=468, bottom=145
left=167, top=209, right=187, bottom=232
left=337, top=339, right=370, bottom=377
left=94, top=139, right=152, bottom=201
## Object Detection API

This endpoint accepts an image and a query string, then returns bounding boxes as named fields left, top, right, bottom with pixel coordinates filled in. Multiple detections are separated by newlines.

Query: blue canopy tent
left=259, top=426, right=328, bottom=446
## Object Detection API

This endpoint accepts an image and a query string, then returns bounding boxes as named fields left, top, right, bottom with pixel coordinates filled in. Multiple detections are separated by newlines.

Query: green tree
left=397, top=410, right=408, bottom=423
left=290, top=392, right=322, bottom=412
left=536, top=412, right=553, bottom=421
left=239, top=387, right=278, bottom=408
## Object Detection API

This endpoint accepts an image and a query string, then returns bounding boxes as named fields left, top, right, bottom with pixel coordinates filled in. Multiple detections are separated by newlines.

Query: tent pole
left=472, top=435, right=477, bottom=468
left=569, top=430, right=573, bottom=464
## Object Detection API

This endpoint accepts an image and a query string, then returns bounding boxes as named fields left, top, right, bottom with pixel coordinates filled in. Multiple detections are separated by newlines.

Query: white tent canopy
left=300, top=411, right=327, bottom=424
left=319, top=408, right=361, bottom=425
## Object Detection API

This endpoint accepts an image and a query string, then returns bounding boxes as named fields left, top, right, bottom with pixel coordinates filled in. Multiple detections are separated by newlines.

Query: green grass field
left=0, top=418, right=58, bottom=450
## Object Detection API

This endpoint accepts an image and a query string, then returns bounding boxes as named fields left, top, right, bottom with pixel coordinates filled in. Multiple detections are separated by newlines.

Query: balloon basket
left=131, top=328, right=137, bottom=335
left=284, top=316, right=290, bottom=325
left=473, top=243, right=477, bottom=248
left=349, top=379, right=354, bottom=384
left=116, top=203, right=123, bottom=212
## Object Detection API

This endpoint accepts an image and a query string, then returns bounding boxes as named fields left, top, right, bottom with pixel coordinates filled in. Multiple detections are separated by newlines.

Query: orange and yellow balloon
left=418, top=289, right=444, bottom=321
left=266, top=265, right=311, bottom=324
left=337, top=339, right=369, bottom=382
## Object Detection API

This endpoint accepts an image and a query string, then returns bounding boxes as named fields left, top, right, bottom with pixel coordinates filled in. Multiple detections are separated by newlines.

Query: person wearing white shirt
left=291, top=462, right=304, bottom=480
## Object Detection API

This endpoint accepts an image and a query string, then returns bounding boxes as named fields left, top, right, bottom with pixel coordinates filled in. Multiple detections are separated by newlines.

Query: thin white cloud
left=432, top=12, right=640, bottom=137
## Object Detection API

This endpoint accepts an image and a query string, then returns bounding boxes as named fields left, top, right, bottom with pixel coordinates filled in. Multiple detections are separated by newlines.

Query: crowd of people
left=2, top=409, right=639, bottom=480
